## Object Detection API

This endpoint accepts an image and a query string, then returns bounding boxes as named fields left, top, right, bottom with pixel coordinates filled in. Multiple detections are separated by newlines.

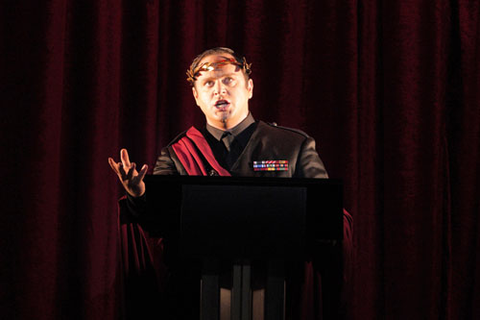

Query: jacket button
left=208, top=169, right=219, bottom=176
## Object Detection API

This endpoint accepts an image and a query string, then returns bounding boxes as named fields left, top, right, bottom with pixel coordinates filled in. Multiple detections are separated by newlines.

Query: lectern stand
left=145, top=175, right=343, bottom=320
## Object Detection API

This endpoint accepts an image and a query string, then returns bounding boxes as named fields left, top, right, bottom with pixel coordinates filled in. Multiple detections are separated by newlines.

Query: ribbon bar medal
left=253, top=160, right=289, bottom=171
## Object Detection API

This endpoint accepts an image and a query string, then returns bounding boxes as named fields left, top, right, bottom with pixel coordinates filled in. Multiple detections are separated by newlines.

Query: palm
left=108, top=149, right=148, bottom=197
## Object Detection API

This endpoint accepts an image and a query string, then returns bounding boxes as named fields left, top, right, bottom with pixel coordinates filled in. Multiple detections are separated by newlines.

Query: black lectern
left=144, top=175, right=343, bottom=320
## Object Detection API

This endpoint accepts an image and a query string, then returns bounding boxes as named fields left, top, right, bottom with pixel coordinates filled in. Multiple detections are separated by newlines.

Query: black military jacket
left=153, top=121, right=329, bottom=179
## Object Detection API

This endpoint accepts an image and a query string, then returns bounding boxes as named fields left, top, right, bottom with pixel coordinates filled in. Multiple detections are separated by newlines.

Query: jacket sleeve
left=294, top=136, right=329, bottom=178
left=153, top=146, right=181, bottom=175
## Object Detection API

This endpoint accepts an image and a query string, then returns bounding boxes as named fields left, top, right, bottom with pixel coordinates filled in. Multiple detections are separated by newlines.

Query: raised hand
left=108, top=149, right=148, bottom=197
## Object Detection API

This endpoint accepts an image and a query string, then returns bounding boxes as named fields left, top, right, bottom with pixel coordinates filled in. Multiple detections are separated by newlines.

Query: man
left=109, top=47, right=351, bottom=319
left=109, top=47, right=328, bottom=184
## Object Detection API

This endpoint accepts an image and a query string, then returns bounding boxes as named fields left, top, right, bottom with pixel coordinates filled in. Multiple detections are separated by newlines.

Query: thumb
left=138, top=164, right=148, bottom=180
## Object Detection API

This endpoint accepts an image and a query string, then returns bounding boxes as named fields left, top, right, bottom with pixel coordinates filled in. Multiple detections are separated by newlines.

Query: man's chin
left=214, top=110, right=231, bottom=121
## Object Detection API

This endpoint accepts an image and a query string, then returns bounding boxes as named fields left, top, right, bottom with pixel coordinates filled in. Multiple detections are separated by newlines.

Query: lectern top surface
left=144, top=174, right=342, bottom=187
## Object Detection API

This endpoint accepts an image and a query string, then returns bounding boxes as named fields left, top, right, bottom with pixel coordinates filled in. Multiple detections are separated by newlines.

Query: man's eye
left=205, top=81, right=214, bottom=87
left=223, top=77, right=234, bottom=84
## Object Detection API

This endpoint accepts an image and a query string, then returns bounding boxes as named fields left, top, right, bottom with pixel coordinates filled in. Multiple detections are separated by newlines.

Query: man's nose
left=214, top=81, right=227, bottom=95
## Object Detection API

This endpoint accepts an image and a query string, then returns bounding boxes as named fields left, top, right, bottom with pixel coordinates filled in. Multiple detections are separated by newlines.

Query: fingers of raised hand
left=108, top=157, right=122, bottom=176
left=120, top=149, right=131, bottom=167
left=137, top=164, right=148, bottom=181
left=126, top=162, right=138, bottom=181
left=118, top=163, right=129, bottom=180
left=109, top=152, right=147, bottom=187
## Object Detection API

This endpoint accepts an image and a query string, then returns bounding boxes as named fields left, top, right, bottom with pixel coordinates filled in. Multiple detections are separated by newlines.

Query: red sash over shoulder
left=171, top=126, right=230, bottom=176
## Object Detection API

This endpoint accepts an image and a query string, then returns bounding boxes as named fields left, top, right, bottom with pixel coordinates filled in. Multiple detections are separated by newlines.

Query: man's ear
left=248, top=79, right=254, bottom=99
left=192, top=86, right=199, bottom=104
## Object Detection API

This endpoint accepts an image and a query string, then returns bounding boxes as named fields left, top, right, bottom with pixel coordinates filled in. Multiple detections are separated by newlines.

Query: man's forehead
left=196, top=65, right=240, bottom=78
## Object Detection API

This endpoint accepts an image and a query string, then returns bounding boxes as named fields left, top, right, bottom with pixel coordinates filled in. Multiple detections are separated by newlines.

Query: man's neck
left=206, top=113, right=255, bottom=141
left=209, top=112, right=249, bottom=131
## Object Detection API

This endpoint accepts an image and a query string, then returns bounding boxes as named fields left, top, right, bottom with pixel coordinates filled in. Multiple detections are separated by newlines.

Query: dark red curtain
left=1, top=0, right=479, bottom=319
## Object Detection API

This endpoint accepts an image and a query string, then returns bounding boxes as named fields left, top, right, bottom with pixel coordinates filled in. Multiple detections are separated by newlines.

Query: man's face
left=192, top=54, right=254, bottom=130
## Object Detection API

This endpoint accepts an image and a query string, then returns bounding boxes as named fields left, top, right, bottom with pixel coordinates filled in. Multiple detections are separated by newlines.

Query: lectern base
left=201, top=259, right=285, bottom=320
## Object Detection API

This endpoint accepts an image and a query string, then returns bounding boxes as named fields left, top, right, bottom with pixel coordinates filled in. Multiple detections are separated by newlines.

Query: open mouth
left=214, top=100, right=230, bottom=109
